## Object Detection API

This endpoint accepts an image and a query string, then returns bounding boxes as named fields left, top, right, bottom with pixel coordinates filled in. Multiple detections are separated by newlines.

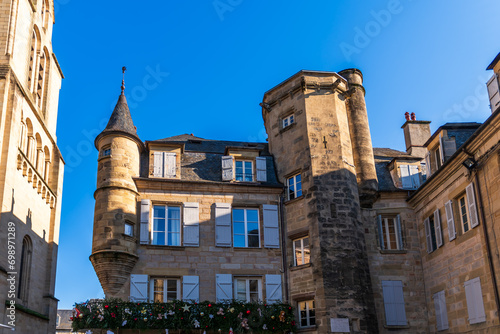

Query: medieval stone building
left=0, top=0, right=64, bottom=333
left=90, top=52, right=500, bottom=333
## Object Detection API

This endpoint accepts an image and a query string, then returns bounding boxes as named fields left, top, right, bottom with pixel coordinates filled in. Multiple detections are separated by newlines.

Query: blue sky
left=53, top=0, right=499, bottom=309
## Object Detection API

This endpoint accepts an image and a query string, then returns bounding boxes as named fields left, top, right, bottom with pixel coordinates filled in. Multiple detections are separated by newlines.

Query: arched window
left=35, top=133, right=43, bottom=172
left=25, top=118, right=34, bottom=159
left=36, top=48, right=49, bottom=109
left=44, top=146, right=51, bottom=182
left=42, top=0, right=51, bottom=31
left=28, top=28, right=41, bottom=93
left=18, top=236, right=32, bottom=302
left=19, top=120, right=26, bottom=150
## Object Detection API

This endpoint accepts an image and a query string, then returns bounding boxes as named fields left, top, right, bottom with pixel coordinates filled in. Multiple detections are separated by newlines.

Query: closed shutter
left=382, top=280, right=407, bottom=326
left=165, top=153, right=177, bottom=178
left=182, top=276, right=199, bottom=302
left=434, top=209, right=443, bottom=248
left=130, top=274, right=148, bottom=302
left=409, top=165, right=420, bottom=188
left=222, top=156, right=234, bottom=181
left=466, top=182, right=479, bottom=228
left=140, top=199, right=151, bottom=244
left=425, top=152, right=432, bottom=178
left=424, top=218, right=432, bottom=253
left=396, top=215, right=403, bottom=250
left=265, top=274, right=282, bottom=304
left=153, top=152, right=163, bottom=177
left=399, top=165, right=412, bottom=189
left=442, top=137, right=457, bottom=160
left=487, top=74, right=500, bottom=112
left=445, top=200, right=456, bottom=241
left=377, top=215, right=384, bottom=250
left=183, top=202, right=200, bottom=247
left=464, top=277, right=486, bottom=324
left=256, top=157, right=267, bottom=182
left=263, top=205, right=279, bottom=248
left=215, top=203, right=232, bottom=247
left=439, top=134, right=445, bottom=165
left=216, top=274, right=233, bottom=302
left=433, top=290, right=449, bottom=331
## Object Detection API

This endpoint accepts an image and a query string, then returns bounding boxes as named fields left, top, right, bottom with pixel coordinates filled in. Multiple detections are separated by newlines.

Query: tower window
left=293, top=236, right=310, bottom=266
left=287, top=174, right=302, bottom=200
left=282, top=114, right=294, bottom=129
left=100, top=146, right=111, bottom=158
left=124, top=222, right=134, bottom=237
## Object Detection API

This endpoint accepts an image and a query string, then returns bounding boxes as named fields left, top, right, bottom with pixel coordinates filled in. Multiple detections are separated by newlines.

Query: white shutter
left=464, top=277, right=486, bottom=324
left=409, top=165, right=420, bottom=188
left=434, top=209, right=443, bottom=248
left=263, top=205, right=279, bottom=248
left=183, top=202, right=200, bottom=247
left=487, top=74, right=500, bottom=112
left=165, top=153, right=176, bottom=178
left=424, top=218, right=432, bottom=253
left=433, top=290, right=449, bottom=331
left=216, top=274, right=233, bottom=302
left=425, top=152, right=432, bottom=178
left=130, top=274, right=148, bottom=302
left=222, top=156, right=234, bottom=181
left=153, top=152, right=163, bottom=177
left=399, top=165, right=412, bottom=189
left=182, top=276, right=200, bottom=302
left=445, top=200, right=456, bottom=241
left=140, top=199, right=151, bottom=244
left=256, top=157, right=267, bottom=182
left=265, top=274, right=282, bottom=304
left=215, top=203, right=232, bottom=247
left=377, top=215, right=384, bottom=250
left=382, top=280, right=407, bottom=326
left=466, top=183, right=479, bottom=228
left=439, top=134, right=445, bottom=165
left=396, top=215, right=403, bottom=250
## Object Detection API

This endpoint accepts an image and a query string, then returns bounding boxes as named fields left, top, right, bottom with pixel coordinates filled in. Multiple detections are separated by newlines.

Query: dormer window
left=221, top=151, right=267, bottom=182
left=282, top=114, right=294, bottom=128
left=235, top=160, right=253, bottom=181
left=148, top=144, right=182, bottom=179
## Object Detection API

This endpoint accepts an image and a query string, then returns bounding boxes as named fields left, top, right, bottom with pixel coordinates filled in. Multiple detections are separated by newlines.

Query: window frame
left=100, top=145, right=111, bottom=158
left=235, top=160, right=254, bottom=182
left=458, top=195, right=470, bottom=233
left=124, top=222, right=134, bottom=237
left=282, top=114, right=295, bottom=129
left=232, top=208, right=260, bottom=248
left=234, top=277, right=262, bottom=302
left=298, top=300, right=316, bottom=328
left=381, top=217, right=401, bottom=250
left=287, top=173, right=303, bottom=200
left=152, top=205, right=182, bottom=246
left=293, top=236, right=310, bottom=266
left=149, top=277, right=181, bottom=303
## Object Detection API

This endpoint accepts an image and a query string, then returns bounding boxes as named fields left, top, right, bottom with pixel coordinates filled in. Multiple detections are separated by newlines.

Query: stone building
left=0, top=0, right=64, bottom=333
left=90, top=52, right=500, bottom=334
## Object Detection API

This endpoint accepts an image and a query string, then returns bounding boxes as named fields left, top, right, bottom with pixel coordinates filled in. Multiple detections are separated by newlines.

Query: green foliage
left=71, top=299, right=296, bottom=333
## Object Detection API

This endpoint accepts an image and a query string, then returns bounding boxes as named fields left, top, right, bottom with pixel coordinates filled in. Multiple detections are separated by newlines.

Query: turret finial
left=121, top=66, right=127, bottom=95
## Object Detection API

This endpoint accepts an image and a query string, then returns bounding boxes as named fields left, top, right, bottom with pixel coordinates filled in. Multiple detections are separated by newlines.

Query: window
left=424, top=209, right=443, bottom=253
left=293, top=237, right=310, bottom=266
left=235, top=160, right=253, bottom=181
left=377, top=216, right=402, bottom=250
left=18, top=236, right=32, bottom=302
left=152, top=205, right=181, bottom=246
left=433, top=290, right=449, bottom=331
left=150, top=278, right=180, bottom=302
left=100, top=146, right=111, bottom=158
left=234, top=278, right=262, bottom=302
left=282, top=114, right=294, bottom=128
left=399, top=164, right=420, bottom=189
left=298, top=300, right=315, bottom=327
left=233, top=208, right=260, bottom=248
left=152, top=151, right=177, bottom=178
left=382, top=280, right=407, bottom=326
left=124, top=222, right=134, bottom=237
left=434, top=148, right=442, bottom=169
left=287, top=174, right=302, bottom=200
left=464, top=277, right=486, bottom=324
left=459, top=195, right=470, bottom=233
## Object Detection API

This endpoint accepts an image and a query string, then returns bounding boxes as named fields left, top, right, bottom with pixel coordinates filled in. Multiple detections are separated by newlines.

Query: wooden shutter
left=442, top=137, right=457, bottom=160
left=439, top=134, right=445, bottom=165
left=424, top=218, right=432, bottom=253
left=265, top=274, right=282, bottom=304
left=153, top=152, right=163, bottom=177
left=164, top=152, right=177, bottom=178
left=399, top=165, right=412, bottom=189
left=216, top=274, right=233, bottom=302
left=130, top=274, right=148, bottom=302
left=222, top=156, right=234, bottom=181
left=445, top=200, right=456, bottom=241
left=377, top=215, right=384, bottom=250
left=382, top=280, right=407, bottom=326
left=409, top=165, right=420, bottom=188
left=182, top=276, right=199, bottom=302
left=263, top=205, right=279, bottom=248
left=396, top=215, right=403, bottom=250
left=140, top=199, right=151, bottom=244
left=464, top=277, right=486, bottom=324
left=256, top=157, right=267, bottom=182
left=466, top=183, right=479, bottom=228
left=433, top=290, right=449, bottom=331
left=183, top=202, right=200, bottom=247
left=215, top=203, right=232, bottom=247
left=434, top=209, right=443, bottom=248
left=487, top=74, right=500, bottom=112
left=425, top=153, right=432, bottom=178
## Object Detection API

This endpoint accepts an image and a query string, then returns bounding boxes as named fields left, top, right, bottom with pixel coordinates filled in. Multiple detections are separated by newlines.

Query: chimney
left=401, top=113, right=431, bottom=158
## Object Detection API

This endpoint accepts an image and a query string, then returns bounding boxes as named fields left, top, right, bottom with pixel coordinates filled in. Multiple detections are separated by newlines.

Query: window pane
left=236, top=279, right=246, bottom=293
left=244, top=174, right=253, bottom=182
left=168, top=220, right=180, bottom=233
left=125, top=223, right=133, bottom=236
left=303, top=238, right=310, bottom=264
left=290, top=115, right=294, bottom=123
left=296, top=175, right=302, bottom=197
left=237, top=292, right=246, bottom=301
left=246, top=209, right=258, bottom=222
left=233, top=209, right=244, bottom=222
left=154, top=292, right=163, bottom=302
left=166, top=291, right=177, bottom=301
left=167, top=280, right=177, bottom=290
left=247, top=222, right=259, bottom=235
left=283, top=119, right=288, bottom=127
left=235, top=161, right=243, bottom=169
left=248, top=235, right=259, bottom=248
left=168, top=233, right=180, bottom=246
left=234, top=222, right=245, bottom=234
left=154, top=219, right=165, bottom=232
left=153, top=232, right=165, bottom=245
left=234, top=235, right=245, bottom=247
left=249, top=280, right=258, bottom=293
left=154, top=206, right=165, bottom=218
left=168, top=207, right=180, bottom=219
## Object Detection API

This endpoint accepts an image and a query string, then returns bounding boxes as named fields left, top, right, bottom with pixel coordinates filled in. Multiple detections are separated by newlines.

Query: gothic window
left=28, top=29, right=40, bottom=93
left=18, top=236, right=33, bottom=302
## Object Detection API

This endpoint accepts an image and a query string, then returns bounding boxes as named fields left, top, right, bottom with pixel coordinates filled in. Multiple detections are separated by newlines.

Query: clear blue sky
left=53, top=0, right=499, bottom=309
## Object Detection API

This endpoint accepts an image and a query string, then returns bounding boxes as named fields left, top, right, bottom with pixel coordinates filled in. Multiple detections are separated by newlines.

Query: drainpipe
left=474, top=173, right=500, bottom=314
left=279, top=194, right=289, bottom=302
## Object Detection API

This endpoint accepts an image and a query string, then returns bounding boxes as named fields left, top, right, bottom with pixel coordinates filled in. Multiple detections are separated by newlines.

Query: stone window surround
left=151, top=203, right=182, bottom=247
left=284, top=169, right=304, bottom=203
left=298, top=299, right=316, bottom=329
left=149, top=277, right=181, bottom=303
left=233, top=276, right=262, bottom=302
left=232, top=207, right=260, bottom=248
left=292, top=236, right=310, bottom=267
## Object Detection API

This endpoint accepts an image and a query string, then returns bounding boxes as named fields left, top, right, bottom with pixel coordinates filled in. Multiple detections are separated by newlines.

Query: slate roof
left=373, top=148, right=414, bottom=192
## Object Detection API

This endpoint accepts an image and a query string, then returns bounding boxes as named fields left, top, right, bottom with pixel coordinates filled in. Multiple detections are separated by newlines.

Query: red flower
left=208, top=304, right=212, bottom=307
left=134, top=318, right=138, bottom=321
left=104, top=305, right=109, bottom=309
left=246, top=310, right=251, bottom=314
left=111, top=313, right=116, bottom=318
left=289, top=307, right=292, bottom=310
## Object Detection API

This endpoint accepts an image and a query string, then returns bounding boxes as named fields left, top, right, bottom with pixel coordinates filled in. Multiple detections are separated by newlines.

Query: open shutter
left=153, top=152, right=163, bottom=177
left=466, top=183, right=479, bottom=228
left=396, top=215, right=403, bottom=250
left=433, top=290, right=449, bottom=331
left=377, top=215, right=384, bottom=250
left=164, top=153, right=176, bottom=177
left=216, top=274, right=233, bottom=302
left=439, top=134, right=445, bottom=165
left=399, top=165, right=411, bottom=189
left=409, top=165, right=420, bottom=188
left=434, top=209, right=443, bottom=248
left=256, top=157, right=267, bottom=182
left=382, top=281, right=407, bottom=326
left=487, top=74, right=500, bottom=112
left=130, top=274, right=148, bottom=302
left=263, top=205, right=279, bottom=248
left=222, top=156, right=234, bottom=181
left=183, top=202, right=200, bottom=247
left=182, top=276, right=199, bottom=302
left=445, top=200, right=456, bottom=241
left=215, top=203, right=232, bottom=247
left=424, top=218, right=432, bottom=253
left=425, top=153, right=432, bottom=178
left=140, top=199, right=151, bottom=244
left=265, top=274, right=282, bottom=304
left=442, top=137, right=457, bottom=160
left=465, top=277, right=486, bottom=324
